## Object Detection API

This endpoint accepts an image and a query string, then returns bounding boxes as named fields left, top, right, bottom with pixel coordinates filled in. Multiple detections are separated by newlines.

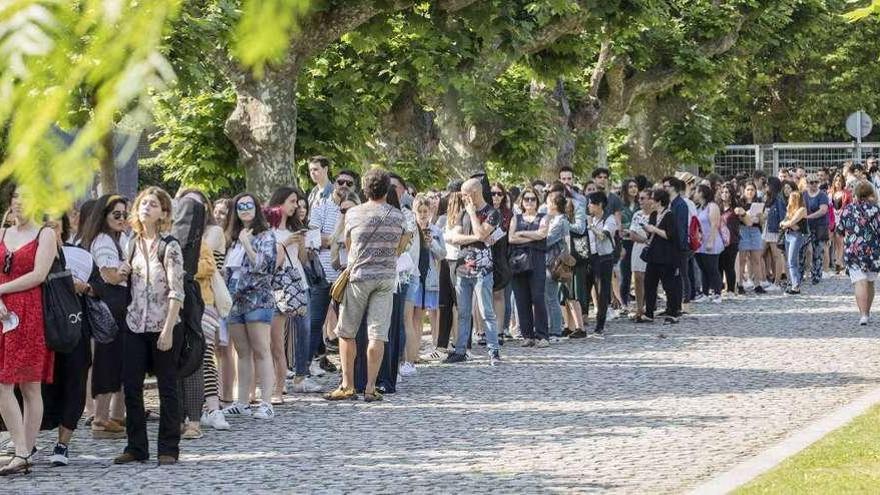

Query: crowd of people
left=2, top=155, right=880, bottom=475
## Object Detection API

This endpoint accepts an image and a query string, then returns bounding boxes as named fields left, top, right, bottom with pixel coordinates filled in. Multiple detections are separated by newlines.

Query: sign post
left=846, top=110, right=873, bottom=163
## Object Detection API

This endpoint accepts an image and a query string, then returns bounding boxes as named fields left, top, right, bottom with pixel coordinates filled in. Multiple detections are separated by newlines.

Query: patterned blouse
left=835, top=202, right=880, bottom=273
left=224, top=230, right=277, bottom=316
left=126, top=234, right=185, bottom=334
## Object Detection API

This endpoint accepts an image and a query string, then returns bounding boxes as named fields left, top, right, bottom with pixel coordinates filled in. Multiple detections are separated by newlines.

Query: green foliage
left=148, top=88, right=243, bottom=195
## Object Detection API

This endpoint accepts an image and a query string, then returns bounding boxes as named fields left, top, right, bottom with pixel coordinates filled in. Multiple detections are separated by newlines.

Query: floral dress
left=835, top=202, right=880, bottom=273
left=224, top=230, right=277, bottom=317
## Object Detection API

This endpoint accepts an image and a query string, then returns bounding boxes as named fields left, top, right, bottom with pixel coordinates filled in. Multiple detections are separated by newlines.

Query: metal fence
left=712, top=142, right=880, bottom=178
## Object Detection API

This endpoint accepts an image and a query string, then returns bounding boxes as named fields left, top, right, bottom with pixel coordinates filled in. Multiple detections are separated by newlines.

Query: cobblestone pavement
left=4, top=275, right=880, bottom=494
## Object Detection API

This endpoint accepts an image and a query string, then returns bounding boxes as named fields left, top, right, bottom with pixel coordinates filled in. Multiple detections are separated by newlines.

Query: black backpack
left=128, top=235, right=204, bottom=378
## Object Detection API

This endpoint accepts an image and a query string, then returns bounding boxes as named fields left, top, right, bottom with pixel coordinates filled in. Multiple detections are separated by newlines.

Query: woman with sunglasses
left=79, top=194, right=130, bottom=440
left=222, top=193, right=279, bottom=420
left=508, top=187, right=549, bottom=347
left=0, top=187, right=58, bottom=476
left=803, top=174, right=830, bottom=285
left=268, top=186, right=322, bottom=403
left=112, top=187, right=184, bottom=466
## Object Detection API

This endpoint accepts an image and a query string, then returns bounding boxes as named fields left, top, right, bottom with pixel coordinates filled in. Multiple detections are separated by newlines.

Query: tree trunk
left=433, top=91, right=495, bottom=178
left=99, top=131, right=117, bottom=195
left=224, top=67, right=299, bottom=200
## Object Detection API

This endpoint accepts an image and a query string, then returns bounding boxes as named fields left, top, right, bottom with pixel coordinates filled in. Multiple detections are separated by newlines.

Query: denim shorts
left=228, top=308, right=275, bottom=325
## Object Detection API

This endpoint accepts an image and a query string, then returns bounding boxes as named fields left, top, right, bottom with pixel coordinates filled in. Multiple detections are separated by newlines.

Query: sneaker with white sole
left=290, top=377, right=323, bottom=393
left=49, top=442, right=69, bottom=467
left=201, top=409, right=231, bottom=431
left=419, top=348, right=447, bottom=362
left=693, top=295, right=709, bottom=303
left=399, top=362, right=417, bottom=377
left=221, top=402, right=252, bottom=417
left=309, top=359, right=326, bottom=377
left=765, top=283, right=781, bottom=292
left=743, top=280, right=755, bottom=291
left=711, top=295, right=723, bottom=304
left=860, top=315, right=869, bottom=326
left=252, top=402, right=274, bottom=420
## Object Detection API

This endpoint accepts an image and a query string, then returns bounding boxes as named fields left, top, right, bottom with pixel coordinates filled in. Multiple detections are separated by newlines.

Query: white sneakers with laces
left=252, top=402, right=274, bottom=420
left=221, top=402, right=252, bottom=417
left=859, top=315, right=870, bottom=326
left=201, top=409, right=231, bottom=431
left=309, top=359, right=326, bottom=377
left=399, top=362, right=417, bottom=377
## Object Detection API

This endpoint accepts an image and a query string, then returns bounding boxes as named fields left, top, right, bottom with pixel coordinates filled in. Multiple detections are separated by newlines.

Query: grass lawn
left=735, top=404, right=880, bottom=494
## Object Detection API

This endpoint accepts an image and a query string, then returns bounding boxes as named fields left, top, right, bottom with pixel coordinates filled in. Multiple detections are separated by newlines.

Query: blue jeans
left=308, top=284, right=331, bottom=359
left=785, top=232, right=806, bottom=288
left=454, top=273, right=499, bottom=354
left=289, top=311, right=311, bottom=377
left=545, top=274, right=563, bottom=336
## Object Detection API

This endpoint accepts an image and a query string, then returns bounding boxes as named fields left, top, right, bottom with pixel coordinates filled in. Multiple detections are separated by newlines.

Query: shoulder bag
left=330, top=206, right=394, bottom=304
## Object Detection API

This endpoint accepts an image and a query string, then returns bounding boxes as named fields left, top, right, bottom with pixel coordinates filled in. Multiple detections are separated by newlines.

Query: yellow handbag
left=330, top=206, right=394, bottom=304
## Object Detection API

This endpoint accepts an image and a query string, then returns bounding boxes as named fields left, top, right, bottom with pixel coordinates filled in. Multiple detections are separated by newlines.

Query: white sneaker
left=693, top=295, right=709, bottom=303
left=399, top=362, right=417, bottom=377
left=221, top=402, right=252, bottom=417
left=765, top=283, right=781, bottom=292
left=419, top=348, right=447, bottom=362
left=201, top=409, right=231, bottom=431
left=743, top=280, right=755, bottom=290
left=712, top=295, right=723, bottom=304
left=309, top=359, right=326, bottom=377
left=607, top=309, right=620, bottom=320
left=290, top=377, right=323, bottom=393
left=252, top=402, right=274, bottom=420
left=859, top=315, right=869, bottom=326
left=285, top=369, right=295, bottom=379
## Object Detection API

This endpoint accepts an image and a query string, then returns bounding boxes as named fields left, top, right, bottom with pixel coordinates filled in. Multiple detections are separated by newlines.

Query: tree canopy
left=2, top=0, right=879, bottom=212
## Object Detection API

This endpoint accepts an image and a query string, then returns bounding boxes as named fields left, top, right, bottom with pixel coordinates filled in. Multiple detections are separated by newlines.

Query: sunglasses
left=3, top=251, right=12, bottom=275
left=523, top=197, right=538, bottom=203
left=336, top=179, right=354, bottom=187
left=110, top=210, right=126, bottom=220
left=491, top=192, right=505, bottom=197
left=809, top=181, right=819, bottom=185
left=236, top=201, right=256, bottom=212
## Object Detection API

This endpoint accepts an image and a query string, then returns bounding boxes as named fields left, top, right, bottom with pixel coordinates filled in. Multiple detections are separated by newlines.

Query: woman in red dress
left=0, top=188, right=58, bottom=476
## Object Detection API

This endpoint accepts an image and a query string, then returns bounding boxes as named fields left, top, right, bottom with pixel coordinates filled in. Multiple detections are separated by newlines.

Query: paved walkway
left=4, top=275, right=880, bottom=494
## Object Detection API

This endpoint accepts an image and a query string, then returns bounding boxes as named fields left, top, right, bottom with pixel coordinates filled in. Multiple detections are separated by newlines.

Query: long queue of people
left=2, top=157, right=880, bottom=476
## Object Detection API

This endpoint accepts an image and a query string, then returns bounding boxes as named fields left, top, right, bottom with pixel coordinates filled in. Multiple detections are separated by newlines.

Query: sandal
left=270, top=396, right=284, bottom=406
left=322, top=386, right=357, bottom=401
left=363, top=390, right=384, bottom=403
left=0, top=455, right=31, bottom=476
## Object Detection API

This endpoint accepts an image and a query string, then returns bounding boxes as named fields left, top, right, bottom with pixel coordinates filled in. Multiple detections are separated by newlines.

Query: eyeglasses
left=336, top=179, right=354, bottom=187
left=110, top=211, right=126, bottom=220
left=236, top=201, right=256, bottom=212
left=491, top=192, right=505, bottom=197
left=523, top=197, right=537, bottom=203
left=809, top=181, right=819, bottom=185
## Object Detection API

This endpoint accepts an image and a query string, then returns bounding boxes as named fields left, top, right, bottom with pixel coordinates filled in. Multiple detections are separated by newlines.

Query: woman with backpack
left=113, top=187, right=184, bottom=466
left=693, top=185, right=724, bottom=303
left=0, top=187, right=58, bottom=476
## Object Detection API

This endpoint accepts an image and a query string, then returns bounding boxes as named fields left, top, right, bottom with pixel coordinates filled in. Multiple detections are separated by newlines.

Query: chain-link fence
left=713, top=142, right=880, bottom=178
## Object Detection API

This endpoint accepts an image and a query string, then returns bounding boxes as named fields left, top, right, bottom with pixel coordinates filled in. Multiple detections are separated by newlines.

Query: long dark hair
left=74, top=199, right=97, bottom=245
left=177, top=188, right=216, bottom=227
left=621, top=178, right=638, bottom=207
left=766, top=177, right=782, bottom=206
left=268, top=186, right=305, bottom=231
left=719, top=183, right=739, bottom=212
left=79, top=194, right=128, bottom=252
left=226, top=192, right=269, bottom=247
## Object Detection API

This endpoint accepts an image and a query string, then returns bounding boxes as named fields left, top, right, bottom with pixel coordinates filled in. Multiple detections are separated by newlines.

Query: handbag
left=42, top=247, right=83, bottom=353
left=330, top=206, right=394, bottom=304
left=550, top=252, right=576, bottom=282
left=85, top=295, right=118, bottom=344
left=272, top=250, right=309, bottom=316
left=211, top=270, right=232, bottom=317
left=303, top=250, right=329, bottom=289
left=509, top=247, right=532, bottom=274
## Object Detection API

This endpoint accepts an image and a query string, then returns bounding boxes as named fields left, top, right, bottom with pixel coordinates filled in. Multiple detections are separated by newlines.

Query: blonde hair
left=413, top=193, right=431, bottom=213
left=854, top=180, right=876, bottom=202
left=129, top=186, right=173, bottom=236
left=786, top=188, right=805, bottom=220
left=446, top=192, right=464, bottom=229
